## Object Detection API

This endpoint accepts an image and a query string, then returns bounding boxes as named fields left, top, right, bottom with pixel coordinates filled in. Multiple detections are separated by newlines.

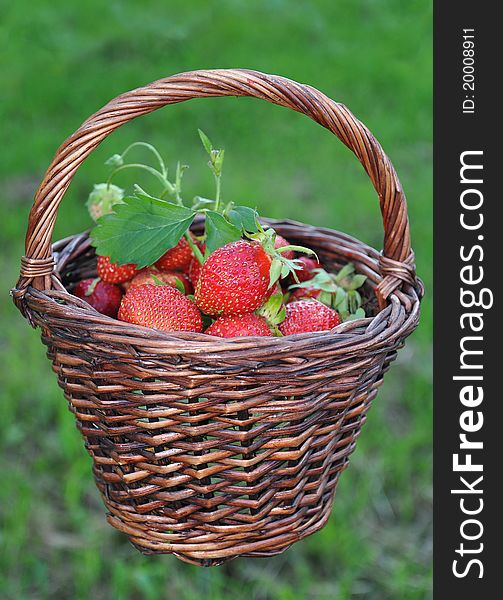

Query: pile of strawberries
left=73, top=135, right=367, bottom=338
left=75, top=235, right=352, bottom=337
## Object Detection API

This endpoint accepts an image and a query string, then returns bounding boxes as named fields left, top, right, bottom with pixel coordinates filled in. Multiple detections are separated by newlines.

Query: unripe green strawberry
left=73, top=278, right=123, bottom=318
left=279, top=300, right=341, bottom=335
left=205, top=313, right=272, bottom=337
left=97, top=255, right=137, bottom=284
left=195, top=240, right=272, bottom=316
left=118, top=284, right=202, bottom=332
left=86, top=183, right=124, bottom=222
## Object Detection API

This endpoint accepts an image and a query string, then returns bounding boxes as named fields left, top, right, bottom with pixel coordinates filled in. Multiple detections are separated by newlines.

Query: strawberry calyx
left=289, top=263, right=367, bottom=321
left=255, top=290, right=286, bottom=336
left=151, top=274, right=186, bottom=294
left=246, top=226, right=318, bottom=288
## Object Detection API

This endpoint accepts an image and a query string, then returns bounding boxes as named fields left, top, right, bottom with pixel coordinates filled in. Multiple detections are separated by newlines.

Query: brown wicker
left=12, top=69, right=423, bottom=566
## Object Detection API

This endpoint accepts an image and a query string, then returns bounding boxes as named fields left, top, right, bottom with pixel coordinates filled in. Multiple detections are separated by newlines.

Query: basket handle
left=13, top=69, right=418, bottom=312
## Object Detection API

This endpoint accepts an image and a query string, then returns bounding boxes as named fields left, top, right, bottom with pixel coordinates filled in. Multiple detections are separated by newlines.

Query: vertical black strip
left=434, top=3, right=497, bottom=596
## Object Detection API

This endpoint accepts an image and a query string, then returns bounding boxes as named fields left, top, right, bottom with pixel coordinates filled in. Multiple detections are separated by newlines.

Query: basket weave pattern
left=13, top=70, right=422, bottom=566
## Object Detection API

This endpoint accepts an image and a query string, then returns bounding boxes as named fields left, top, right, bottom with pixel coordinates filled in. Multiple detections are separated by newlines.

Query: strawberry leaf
left=346, top=308, right=366, bottom=321
left=204, top=211, right=242, bottom=256
left=91, top=192, right=195, bottom=268
left=348, top=274, right=367, bottom=290
left=227, top=206, right=259, bottom=233
left=198, top=129, right=213, bottom=155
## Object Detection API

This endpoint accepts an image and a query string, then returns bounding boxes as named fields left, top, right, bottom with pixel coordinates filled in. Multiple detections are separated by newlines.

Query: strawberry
left=188, top=257, right=202, bottom=290
left=86, top=183, right=124, bottom=222
left=73, top=278, right=123, bottom=318
left=155, top=234, right=196, bottom=273
left=279, top=300, right=341, bottom=335
left=126, top=267, right=193, bottom=294
left=274, top=234, right=295, bottom=260
left=295, top=256, right=322, bottom=282
left=118, top=284, right=202, bottom=333
left=97, top=255, right=137, bottom=284
left=205, top=313, right=272, bottom=338
left=287, top=286, right=321, bottom=302
left=195, top=240, right=272, bottom=316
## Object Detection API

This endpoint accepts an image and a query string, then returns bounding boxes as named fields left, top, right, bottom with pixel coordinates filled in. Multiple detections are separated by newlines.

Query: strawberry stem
left=184, top=232, right=205, bottom=265
left=120, top=142, right=167, bottom=178
left=107, top=163, right=176, bottom=197
left=214, top=175, right=222, bottom=212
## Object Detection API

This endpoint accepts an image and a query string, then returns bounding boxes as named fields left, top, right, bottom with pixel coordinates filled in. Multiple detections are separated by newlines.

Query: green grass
left=0, top=1, right=432, bottom=598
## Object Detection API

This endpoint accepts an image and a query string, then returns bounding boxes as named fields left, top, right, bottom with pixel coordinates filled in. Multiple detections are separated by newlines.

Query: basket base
left=107, top=486, right=336, bottom=566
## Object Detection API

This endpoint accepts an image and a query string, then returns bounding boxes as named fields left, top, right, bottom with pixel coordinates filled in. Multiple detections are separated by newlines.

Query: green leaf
left=91, top=192, right=195, bottom=268
left=348, top=274, right=367, bottom=290
left=335, top=263, right=355, bottom=283
left=191, top=196, right=215, bottom=210
left=204, top=211, right=242, bottom=256
left=333, top=287, right=347, bottom=310
left=198, top=129, right=213, bottom=155
left=227, top=206, right=259, bottom=233
left=201, top=313, right=214, bottom=330
left=318, top=291, right=333, bottom=307
left=317, top=281, right=339, bottom=293
left=346, top=308, right=366, bottom=321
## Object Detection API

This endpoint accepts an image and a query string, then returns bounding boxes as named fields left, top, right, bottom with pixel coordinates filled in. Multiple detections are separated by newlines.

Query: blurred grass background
left=0, top=0, right=432, bottom=598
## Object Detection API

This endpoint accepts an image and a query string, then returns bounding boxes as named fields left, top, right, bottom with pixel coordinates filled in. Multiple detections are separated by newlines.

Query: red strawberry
left=287, top=286, right=321, bottom=302
left=205, top=313, right=272, bottom=338
left=97, top=255, right=137, bottom=284
left=73, top=278, right=123, bottom=318
left=274, top=234, right=295, bottom=260
left=279, top=300, right=341, bottom=335
left=118, top=284, right=202, bottom=333
left=155, top=234, right=196, bottom=273
left=126, top=267, right=193, bottom=294
left=295, top=256, right=322, bottom=283
left=195, top=240, right=272, bottom=316
left=188, top=257, right=202, bottom=290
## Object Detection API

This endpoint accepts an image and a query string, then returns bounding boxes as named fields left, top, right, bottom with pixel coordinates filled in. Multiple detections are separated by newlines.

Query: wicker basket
left=12, top=69, right=423, bottom=566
